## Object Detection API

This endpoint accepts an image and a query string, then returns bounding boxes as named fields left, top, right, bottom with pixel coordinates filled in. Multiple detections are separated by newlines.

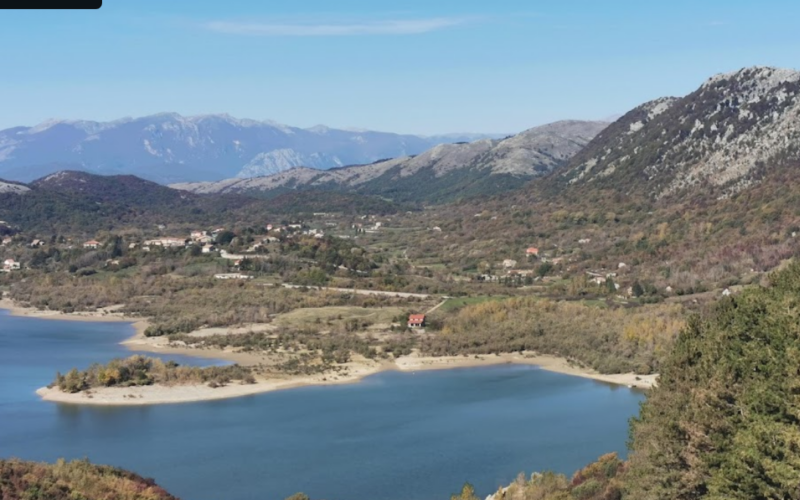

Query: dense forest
left=425, top=297, right=684, bottom=374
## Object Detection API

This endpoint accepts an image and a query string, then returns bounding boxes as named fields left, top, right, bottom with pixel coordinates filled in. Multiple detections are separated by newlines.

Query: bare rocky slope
left=0, top=179, right=30, bottom=194
left=0, top=113, right=500, bottom=184
left=559, top=66, right=800, bottom=199
left=172, top=120, right=608, bottom=203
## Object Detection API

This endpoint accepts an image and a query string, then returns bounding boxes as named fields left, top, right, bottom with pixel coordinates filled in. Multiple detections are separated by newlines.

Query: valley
left=3, top=64, right=800, bottom=500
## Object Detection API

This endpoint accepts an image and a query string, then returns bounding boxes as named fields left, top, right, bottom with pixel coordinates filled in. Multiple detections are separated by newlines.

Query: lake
left=0, top=309, right=645, bottom=500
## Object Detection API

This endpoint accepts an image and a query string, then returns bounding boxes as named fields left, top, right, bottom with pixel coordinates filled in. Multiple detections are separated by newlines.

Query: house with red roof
left=407, top=314, right=426, bottom=328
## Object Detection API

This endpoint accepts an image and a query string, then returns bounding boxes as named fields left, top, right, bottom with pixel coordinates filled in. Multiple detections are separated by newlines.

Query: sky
left=1, top=0, right=799, bottom=135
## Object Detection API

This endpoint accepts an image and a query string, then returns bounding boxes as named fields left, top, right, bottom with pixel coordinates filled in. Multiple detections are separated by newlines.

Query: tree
left=537, top=262, right=553, bottom=278
left=216, top=230, right=235, bottom=246
left=108, top=236, right=123, bottom=258
left=625, top=262, right=800, bottom=500
left=631, top=281, right=644, bottom=297
left=451, top=483, right=480, bottom=500
left=605, top=277, right=617, bottom=294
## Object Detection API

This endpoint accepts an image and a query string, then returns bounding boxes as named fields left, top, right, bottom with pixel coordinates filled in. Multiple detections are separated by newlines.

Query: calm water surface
left=0, top=309, right=645, bottom=500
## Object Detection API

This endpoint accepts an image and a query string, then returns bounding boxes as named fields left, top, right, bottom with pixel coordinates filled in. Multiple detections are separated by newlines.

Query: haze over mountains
left=0, top=113, right=504, bottom=184
left=172, top=120, right=609, bottom=203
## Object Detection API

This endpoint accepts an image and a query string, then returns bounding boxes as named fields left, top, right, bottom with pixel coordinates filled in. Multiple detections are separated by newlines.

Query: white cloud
left=202, top=17, right=466, bottom=36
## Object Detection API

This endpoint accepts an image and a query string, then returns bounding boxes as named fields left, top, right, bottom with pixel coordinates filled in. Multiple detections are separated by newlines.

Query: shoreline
left=34, top=353, right=656, bottom=406
left=0, top=299, right=149, bottom=336
left=1, top=300, right=657, bottom=406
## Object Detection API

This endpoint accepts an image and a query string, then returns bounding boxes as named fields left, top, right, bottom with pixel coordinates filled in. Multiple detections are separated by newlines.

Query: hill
left=0, top=178, right=29, bottom=194
left=172, top=120, right=608, bottom=204
left=0, top=171, right=405, bottom=234
left=386, top=67, right=800, bottom=297
left=0, top=113, right=502, bottom=184
left=0, top=458, right=178, bottom=500
left=558, top=66, right=800, bottom=200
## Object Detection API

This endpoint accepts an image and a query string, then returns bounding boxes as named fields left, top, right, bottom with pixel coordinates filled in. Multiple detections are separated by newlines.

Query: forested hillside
left=0, top=171, right=405, bottom=234
left=477, top=261, right=800, bottom=500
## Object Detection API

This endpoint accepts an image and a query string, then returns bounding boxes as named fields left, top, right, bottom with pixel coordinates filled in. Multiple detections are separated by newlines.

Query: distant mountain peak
left=0, top=113, right=504, bottom=184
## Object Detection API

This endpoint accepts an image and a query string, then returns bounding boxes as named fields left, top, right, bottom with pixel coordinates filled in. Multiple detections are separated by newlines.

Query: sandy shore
left=35, top=350, right=656, bottom=406
left=35, top=356, right=393, bottom=406
left=0, top=298, right=149, bottom=336
left=1, top=298, right=656, bottom=406
left=393, top=352, right=658, bottom=389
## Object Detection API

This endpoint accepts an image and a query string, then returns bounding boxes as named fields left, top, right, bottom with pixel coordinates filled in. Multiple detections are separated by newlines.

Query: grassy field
left=272, top=305, right=407, bottom=330
left=438, top=295, right=509, bottom=312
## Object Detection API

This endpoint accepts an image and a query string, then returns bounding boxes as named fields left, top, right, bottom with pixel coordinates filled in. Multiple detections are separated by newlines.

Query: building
left=144, top=237, right=187, bottom=248
left=83, top=240, right=100, bottom=249
left=190, top=230, right=208, bottom=240
left=407, top=314, right=426, bottom=328
left=526, top=247, right=539, bottom=257
left=30, top=239, right=45, bottom=248
left=214, top=273, right=253, bottom=280
left=3, top=259, right=20, bottom=272
left=502, top=259, right=517, bottom=269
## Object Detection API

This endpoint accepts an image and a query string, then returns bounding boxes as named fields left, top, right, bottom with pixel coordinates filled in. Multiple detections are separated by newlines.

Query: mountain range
left=3, top=66, right=800, bottom=216
left=559, top=66, right=800, bottom=200
left=172, top=120, right=609, bottom=203
left=0, top=113, right=504, bottom=184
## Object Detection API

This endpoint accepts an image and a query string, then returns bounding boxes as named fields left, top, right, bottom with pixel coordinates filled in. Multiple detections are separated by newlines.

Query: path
left=425, top=298, right=450, bottom=314
left=280, top=284, right=431, bottom=299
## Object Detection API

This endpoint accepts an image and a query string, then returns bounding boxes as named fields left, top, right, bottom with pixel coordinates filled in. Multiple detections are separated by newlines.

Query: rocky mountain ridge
left=171, top=120, right=608, bottom=203
left=560, top=66, right=800, bottom=199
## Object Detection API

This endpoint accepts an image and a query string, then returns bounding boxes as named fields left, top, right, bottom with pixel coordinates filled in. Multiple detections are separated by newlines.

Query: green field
left=438, top=295, right=509, bottom=312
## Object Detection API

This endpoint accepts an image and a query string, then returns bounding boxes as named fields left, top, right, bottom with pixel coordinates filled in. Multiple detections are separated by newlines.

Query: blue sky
left=1, top=0, right=799, bottom=134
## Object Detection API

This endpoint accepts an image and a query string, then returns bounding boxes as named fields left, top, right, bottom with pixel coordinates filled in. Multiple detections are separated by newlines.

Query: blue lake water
left=0, top=309, right=645, bottom=500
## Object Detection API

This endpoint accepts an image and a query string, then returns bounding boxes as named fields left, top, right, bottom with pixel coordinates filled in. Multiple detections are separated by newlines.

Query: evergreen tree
left=625, top=262, right=800, bottom=499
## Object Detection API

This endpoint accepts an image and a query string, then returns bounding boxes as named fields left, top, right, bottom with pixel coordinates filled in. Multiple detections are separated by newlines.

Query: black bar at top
left=2, top=0, right=101, bottom=8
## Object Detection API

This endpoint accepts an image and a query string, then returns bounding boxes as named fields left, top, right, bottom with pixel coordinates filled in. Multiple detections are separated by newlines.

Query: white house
left=3, top=259, right=20, bottom=272
left=144, top=237, right=187, bottom=248
left=502, top=259, right=517, bottom=269
left=83, top=240, right=100, bottom=249
left=214, top=273, right=253, bottom=280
